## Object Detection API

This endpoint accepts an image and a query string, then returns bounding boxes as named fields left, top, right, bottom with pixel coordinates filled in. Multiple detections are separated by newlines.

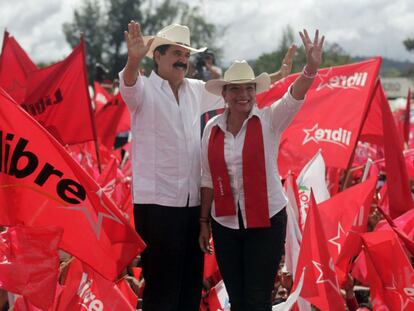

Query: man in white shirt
left=119, top=21, right=295, bottom=311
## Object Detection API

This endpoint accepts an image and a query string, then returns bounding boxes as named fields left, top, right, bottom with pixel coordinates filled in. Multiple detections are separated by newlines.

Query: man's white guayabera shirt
left=119, top=70, right=223, bottom=207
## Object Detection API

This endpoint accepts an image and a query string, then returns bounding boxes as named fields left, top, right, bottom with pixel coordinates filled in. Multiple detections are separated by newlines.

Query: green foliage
left=63, top=0, right=106, bottom=81
left=253, top=26, right=351, bottom=75
left=403, top=38, right=414, bottom=52
left=63, top=0, right=222, bottom=81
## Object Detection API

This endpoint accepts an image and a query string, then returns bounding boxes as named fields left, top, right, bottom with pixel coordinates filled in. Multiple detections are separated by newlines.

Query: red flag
left=0, top=87, right=145, bottom=280
left=95, top=93, right=130, bottom=149
left=293, top=192, right=345, bottom=311
left=0, top=225, right=62, bottom=309
left=93, top=81, right=112, bottom=113
left=14, top=284, right=63, bottom=311
left=376, top=206, right=414, bottom=256
left=0, top=31, right=37, bottom=103
left=318, top=177, right=376, bottom=284
left=56, top=259, right=135, bottom=310
left=361, top=230, right=414, bottom=310
left=21, top=39, right=96, bottom=145
left=257, top=58, right=381, bottom=175
left=378, top=82, right=414, bottom=218
left=116, top=278, right=138, bottom=309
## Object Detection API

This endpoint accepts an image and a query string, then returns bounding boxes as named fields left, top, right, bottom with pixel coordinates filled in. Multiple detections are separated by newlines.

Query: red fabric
left=0, top=225, right=62, bottom=309
left=243, top=117, right=270, bottom=227
left=257, top=58, right=382, bottom=176
left=116, top=278, right=138, bottom=309
left=56, top=259, right=135, bottom=310
left=0, top=87, right=145, bottom=281
left=293, top=192, right=345, bottom=311
left=93, top=81, right=112, bottom=113
left=360, top=230, right=414, bottom=310
left=318, top=177, right=377, bottom=284
left=0, top=31, right=37, bottom=103
left=376, top=206, right=414, bottom=256
left=378, top=82, right=414, bottom=218
left=208, top=117, right=270, bottom=228
left=208, top=125, right=237, bottom=217
left=95, top=93, right=129, bottom=149
left=14, top=284, right=63, bottom=311
left=21, top=39, right=95, bottom=145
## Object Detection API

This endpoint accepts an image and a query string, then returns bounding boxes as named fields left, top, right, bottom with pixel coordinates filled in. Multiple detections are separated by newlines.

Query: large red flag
left=257, top=58, right=381, bottom=175
left=0, top=225, right=62, bottom=310
left=361, top=230, right=414, bottom=310
left=21, top=38, right=96, bottom=145
left=293, top=192, right=345, bottom=311
left=0, top=87, right=145, bottom=280
left=0, top=31, right=37, bottom=103
left=56, top=258, right=135, bottom=311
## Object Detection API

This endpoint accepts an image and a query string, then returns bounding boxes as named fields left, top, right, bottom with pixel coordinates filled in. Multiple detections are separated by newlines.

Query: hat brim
left=205, top=73, right=271, bottom=96
left=143, top=36, right=207, bottom=58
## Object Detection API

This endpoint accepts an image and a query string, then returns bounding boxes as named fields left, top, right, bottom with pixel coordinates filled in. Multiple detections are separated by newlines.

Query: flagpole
left=341, top=77, right=381, bottom=190
left=80, top=34, right=102, bottom=174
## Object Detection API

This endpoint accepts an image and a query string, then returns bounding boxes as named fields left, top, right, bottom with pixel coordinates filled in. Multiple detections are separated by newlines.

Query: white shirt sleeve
left=269, top=86, right=305, bottom=132
left=197, top=80, right=225, bottom=115
left=201, top=122, right=214, bottom=189
left=118, top=69, right=145, bottom=113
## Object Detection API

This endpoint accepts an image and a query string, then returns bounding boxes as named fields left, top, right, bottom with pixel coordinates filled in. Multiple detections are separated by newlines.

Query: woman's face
left=222, top=83, right=256, bottom=115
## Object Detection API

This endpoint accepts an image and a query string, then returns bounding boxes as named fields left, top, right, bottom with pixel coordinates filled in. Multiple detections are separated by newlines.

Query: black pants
left=134, top=204, right=204, bottom=311
left=211, top=208, right=287, bottom=311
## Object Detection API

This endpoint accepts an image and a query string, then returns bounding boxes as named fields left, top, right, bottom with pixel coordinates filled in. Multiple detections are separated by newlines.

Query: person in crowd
left=119, top=21, right=295, bottom=311
left=191, top=50, right=223, bottom=81
left=199, top=29, right=324, bottom=311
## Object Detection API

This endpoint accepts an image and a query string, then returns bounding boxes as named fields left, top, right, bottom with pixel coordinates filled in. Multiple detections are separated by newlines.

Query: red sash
left=208, top=116, right=270, bottom=228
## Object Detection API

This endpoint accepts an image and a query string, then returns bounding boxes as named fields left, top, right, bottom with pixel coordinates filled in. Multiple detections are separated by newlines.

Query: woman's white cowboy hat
left=205, top=60, right=270, bottom=96
left=143, top=24, right=207, bottom=58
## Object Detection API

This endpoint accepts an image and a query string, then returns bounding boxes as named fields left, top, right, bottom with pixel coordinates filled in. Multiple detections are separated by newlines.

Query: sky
left=1, top=0, right=414, bottom=66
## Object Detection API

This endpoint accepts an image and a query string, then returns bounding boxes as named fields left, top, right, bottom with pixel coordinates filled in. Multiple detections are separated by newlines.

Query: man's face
left=155, top=45, right=190, bottom=83
left=222, top=83, right=256, bottom=115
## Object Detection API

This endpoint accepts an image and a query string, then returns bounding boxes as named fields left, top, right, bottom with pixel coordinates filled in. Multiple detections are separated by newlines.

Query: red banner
left=0, top=31, right=37, bottom=103
left=57, top=259, right=135, bottom=310
left=21, top=39, right=95, bottom=145
left=0, top=225, right=61, bottom=309
left=257, top=58, right=381, bottom=176
left=0, top=87, right=145, bottom=281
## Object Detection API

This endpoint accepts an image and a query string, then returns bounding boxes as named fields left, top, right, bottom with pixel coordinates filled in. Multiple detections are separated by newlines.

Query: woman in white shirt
left=199, top=29, right=324, bottom=311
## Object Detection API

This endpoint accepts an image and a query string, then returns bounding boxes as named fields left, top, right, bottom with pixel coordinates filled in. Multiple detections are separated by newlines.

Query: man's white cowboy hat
left=143, top=24, right=207, bottom=58
left=205, top=60, right=270, bottom=96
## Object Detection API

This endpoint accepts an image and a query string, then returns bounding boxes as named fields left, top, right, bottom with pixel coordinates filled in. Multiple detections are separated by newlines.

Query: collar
left=150, top=71, right=187, bottom=90
left=215, top=105, right=260, bottom=132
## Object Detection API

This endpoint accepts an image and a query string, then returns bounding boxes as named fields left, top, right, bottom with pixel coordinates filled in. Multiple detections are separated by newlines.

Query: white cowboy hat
left=143, top=24, right=207, bottom=58
left=205, top=60, right=270, bottom=96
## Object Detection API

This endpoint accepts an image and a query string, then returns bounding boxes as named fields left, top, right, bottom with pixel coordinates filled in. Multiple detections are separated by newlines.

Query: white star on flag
left=312, top=258, right=340, bottom=292
left=328, top=222, right=346, bottom=256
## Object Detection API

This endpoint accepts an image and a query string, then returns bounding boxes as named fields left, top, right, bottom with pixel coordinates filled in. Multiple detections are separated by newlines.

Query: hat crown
left=224, top=60, right=255, bottom=82
left=156, top=24, right=191, bottom=46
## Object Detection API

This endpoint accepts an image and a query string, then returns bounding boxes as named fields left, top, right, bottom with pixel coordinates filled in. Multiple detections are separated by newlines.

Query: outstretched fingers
left=313, top=29, right=319, bottom=46
left=318, top=35, right=325, bottom=49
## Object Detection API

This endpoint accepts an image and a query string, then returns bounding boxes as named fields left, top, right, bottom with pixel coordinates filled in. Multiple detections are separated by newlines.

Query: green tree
left=62, top=0, right=106, bottom=81
left=252, top=26, right=351, bottom=75
left=403, top=38, right=414, bottom=52
left=63, top=0, right=222, bottom=80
